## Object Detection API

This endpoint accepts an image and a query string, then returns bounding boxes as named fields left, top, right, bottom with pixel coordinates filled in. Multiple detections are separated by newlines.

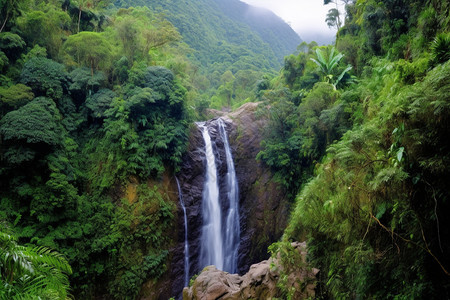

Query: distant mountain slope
left=115, top=0, right=301, bottom=72
left=213, top=0, right=302, bottom=62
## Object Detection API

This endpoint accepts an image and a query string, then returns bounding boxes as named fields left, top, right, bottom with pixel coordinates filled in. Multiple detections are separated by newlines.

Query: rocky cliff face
left=225, top=103, right=290, bottom=274
left=169, top=123, right=206, bottom=298
left=142, top=102, right=291, bottom=299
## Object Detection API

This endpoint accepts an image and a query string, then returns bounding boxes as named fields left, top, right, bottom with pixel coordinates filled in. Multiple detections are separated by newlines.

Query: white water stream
left=198, top=119, right=240, bottom=273
left=218, top=118, right=240, bottom=274
left=175, top=177, right=190, bottom=287
left=198, top=121, right=224, bottom=270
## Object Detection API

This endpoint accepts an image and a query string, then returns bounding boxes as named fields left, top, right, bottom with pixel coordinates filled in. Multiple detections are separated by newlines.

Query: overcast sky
left=240, top=0, right=337, bottom=45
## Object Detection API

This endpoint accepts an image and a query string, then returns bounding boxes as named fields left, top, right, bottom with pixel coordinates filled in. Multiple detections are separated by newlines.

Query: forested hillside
left=0, top=1, right=193, bottom=296
left=115, top=0, right=301, bottom=110
left=253, top=0, right=450, bottom=298
left=211, top=0, right=301, bottom=62
left=118, top=0, right=301, bottom=71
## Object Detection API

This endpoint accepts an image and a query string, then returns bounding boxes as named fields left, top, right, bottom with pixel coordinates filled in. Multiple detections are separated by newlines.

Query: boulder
left=183, top=242, right=318, bottom=300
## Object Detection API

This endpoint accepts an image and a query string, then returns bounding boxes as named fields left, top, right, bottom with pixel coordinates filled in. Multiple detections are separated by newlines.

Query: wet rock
left=225, top=103, right=290, bottom=273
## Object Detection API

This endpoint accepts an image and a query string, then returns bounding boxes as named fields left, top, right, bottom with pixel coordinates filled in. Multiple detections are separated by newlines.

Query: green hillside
left=116, top=0, right=301, bottom=72
left=112, top=0, right=303, bottom=110
left=212, top=0, right=302, bottom=63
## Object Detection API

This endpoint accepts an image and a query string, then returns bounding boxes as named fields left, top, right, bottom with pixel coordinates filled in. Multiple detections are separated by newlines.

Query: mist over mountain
left=116, top=0, right=302, bottom=72
left=212, top=0, right=302, bottom=61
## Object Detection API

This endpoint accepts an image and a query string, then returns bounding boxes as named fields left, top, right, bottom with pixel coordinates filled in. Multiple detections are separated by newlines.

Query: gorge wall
left=141, top=102, right=291, bottom=299
left=224, top=103, right=290, bottom=274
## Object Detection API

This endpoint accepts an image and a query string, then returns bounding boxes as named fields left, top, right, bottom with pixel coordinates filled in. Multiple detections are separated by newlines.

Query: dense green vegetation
left=255, top=0, right=450, bottom=298
left=1, top=0, right=449, bottom=298
left=0, top=225, right=72, bottom=299
left=116, top=0, right=301, bottom=111
left=0, top=0, right=303, bottom=296
left=256, top=42, right=353, bottom=197
left=0, top=1, right=195, bottom=298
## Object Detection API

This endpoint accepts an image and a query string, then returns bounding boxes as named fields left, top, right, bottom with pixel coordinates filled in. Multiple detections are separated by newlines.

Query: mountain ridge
left=213, top=0, right=302, bottom=63
left=115, top=0, right=302, bottom=72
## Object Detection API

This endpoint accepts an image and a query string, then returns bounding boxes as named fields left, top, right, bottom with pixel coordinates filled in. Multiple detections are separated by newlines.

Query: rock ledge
left=183, top=242, right=318, bottom=300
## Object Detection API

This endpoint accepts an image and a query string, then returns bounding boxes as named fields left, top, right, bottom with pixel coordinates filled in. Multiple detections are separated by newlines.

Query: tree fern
left=0, top=228, right=72, bottom=299
left=430, top=33, right=450, bottom=67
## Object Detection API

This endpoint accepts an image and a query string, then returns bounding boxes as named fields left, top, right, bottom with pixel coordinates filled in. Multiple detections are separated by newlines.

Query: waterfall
left=198, top=122, right=224, bottom=270
left=197, top=118, right=240, bottom=274
left=218, top=118, right=240, bottom=274
left=175, top=177, right=190, bottom=287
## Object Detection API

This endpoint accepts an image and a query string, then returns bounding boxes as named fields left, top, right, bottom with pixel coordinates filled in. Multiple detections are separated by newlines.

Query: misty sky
left=240, top=0, right=337, bottom=45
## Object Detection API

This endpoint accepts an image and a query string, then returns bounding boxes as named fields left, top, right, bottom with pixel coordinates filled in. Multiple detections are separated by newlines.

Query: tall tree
left=73, top=0, right=93, bottom=33
left=16, top=7, right=70, bottom=58
left=324, top=0, right=353, bottom=31
left=325, top=8, right=342, bottom=31
left=0, top=0, right=23, bottom=33
left=113, top=8, right=180, bottom=63
left=20, top=57, right=69, bottom=100
left=63, top=31, right=113, bottom=76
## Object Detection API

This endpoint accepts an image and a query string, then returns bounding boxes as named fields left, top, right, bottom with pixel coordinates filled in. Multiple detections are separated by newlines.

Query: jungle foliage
left=0, top=226, right=73, bottom=299
left=0, top=0, right=302, bottom=296
left=1, top=0, right=449, bottom=298
left=116, top=0, right=302, bottom=112
left=255, top=0, right=450, bottom=298
left=0, top=1, right=192, bottom=298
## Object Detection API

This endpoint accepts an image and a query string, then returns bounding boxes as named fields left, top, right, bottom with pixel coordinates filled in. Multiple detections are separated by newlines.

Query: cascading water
left=175, top=177, right=190, bottom=287
left=218, top=118, right=240, bottom=274
left=197, top=118, right=240, bottom=274
left=198, top=122, right=224, bottom=270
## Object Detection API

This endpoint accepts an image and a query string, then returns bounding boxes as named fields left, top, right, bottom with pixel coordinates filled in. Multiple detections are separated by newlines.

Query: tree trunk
left=0, top=13, right=9, bottom=33
left=78, top=7, right=82, bottom=33
left=335, top=2, right=341, bottom=30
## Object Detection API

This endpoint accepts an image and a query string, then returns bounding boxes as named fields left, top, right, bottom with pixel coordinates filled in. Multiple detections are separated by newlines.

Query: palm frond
left=17, top=274, right=47, bottom=295
left=310, top=58, right=321, bottom=69
left=27, top=246, right=72, bottom=275
left=0, top=231, right=17, bottom=245
left=1, top=245, right=35, bottom=278
left=328, top=52, right=344, bottom=73
left=315, top=48, right=327, bottom=67
left=334, top=65, right=353, bottom=87
left=0, top=229, right=72, bottom=299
